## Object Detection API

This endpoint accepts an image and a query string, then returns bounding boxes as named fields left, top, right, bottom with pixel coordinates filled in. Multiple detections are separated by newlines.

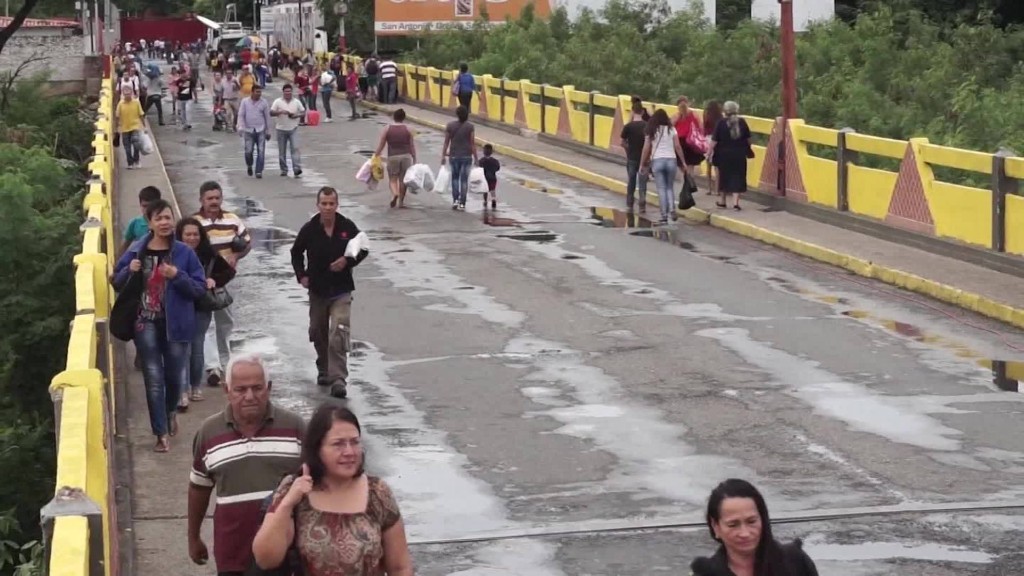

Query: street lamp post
left=333, top=2, right=348, bottom=53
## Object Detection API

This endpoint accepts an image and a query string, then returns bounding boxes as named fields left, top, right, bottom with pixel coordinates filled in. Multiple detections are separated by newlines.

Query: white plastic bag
left=469, top=167, right=488, bottom=195
left=355, top=158, right=373, bottom=183
left=403, top=163, right=434, bottom=194
left=434, top=165, right=452, bottom=194
left=139, top=131, right=154, bottom=155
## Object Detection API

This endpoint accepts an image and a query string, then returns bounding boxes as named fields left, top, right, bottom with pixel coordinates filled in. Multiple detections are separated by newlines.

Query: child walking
left=479, top=144, right=501, bottom=210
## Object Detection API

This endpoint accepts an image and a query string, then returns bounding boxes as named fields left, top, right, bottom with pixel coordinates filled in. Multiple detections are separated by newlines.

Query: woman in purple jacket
left=113, top=199, right=206, bottom=453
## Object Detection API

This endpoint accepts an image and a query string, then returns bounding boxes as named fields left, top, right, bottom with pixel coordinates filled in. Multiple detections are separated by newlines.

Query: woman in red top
left=673, top=95, right=707, bottom=183
left=295, top=66, right=313, bottom=122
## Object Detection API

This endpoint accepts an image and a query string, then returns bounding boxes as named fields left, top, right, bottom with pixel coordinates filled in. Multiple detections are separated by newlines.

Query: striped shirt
left=380, top=60, right=398, bottom=79
left=195, top=210, right=251, bottom=258
left=190, top=403, right=305, bottom=573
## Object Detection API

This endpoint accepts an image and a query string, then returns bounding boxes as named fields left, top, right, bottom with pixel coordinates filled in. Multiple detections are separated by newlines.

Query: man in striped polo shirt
left=188, top=353, right=305, bottom=575
left=196, top=180, right=252, bottom=387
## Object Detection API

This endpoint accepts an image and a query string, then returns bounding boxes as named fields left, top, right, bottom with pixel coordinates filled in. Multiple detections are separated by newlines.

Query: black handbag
left=109, top=247, right=147, bottom=342
left=244, top=489, right=303, bottom=576
left=197, top=259, right=233, bottom=312
left=678, top=172, right=697, bottom=211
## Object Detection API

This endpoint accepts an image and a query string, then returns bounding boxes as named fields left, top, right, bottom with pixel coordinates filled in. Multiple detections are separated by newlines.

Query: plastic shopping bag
left=434, top=165, right=452, bottom=195
left=469, top=167, right=488, bottom=195
left=139, top=131, right=154, bottom=155
left=355, top=158, right=373, bottom=183
left=403, top=163, right=434, bottom=194
left=370, top=155, right=385, bottom=182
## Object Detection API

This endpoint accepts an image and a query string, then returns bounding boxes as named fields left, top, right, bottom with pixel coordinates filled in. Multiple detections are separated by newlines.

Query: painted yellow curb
left=357, top=98, right=1024, bottom=331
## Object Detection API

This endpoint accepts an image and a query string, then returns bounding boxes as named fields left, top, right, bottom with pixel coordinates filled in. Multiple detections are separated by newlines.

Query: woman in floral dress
left=252, top=405, right=413, bottom=575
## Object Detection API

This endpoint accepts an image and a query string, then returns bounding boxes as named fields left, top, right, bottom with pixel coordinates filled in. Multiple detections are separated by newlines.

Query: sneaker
left=329, top=382, right=348, bottom=399
left=459, top=202, right=466, bottom=210
left=294, top=170, right=302, bottom=178
left=280, top=171, right=288, bottom=177
left=452, top=202, right=459, bottom=210
left=255, top=173, right=263, bottom=179
left=491, top=200, right=497, bottom=210
left=247, top=167, right=253, bottom=176
left=316, top=374, right=331, bottom=387
left=206, top=368, right=223, bottom=388
left=324, top=118, right=333, bottom=123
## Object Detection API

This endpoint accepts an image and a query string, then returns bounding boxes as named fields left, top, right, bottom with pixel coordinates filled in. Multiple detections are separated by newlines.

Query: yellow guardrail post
left=991, top=148, right=1020, bottom=253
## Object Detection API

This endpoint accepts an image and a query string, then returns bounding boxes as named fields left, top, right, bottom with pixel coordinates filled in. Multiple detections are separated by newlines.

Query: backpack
left=365, top=59, right=379, bottom=75
left=452, top=75, right=461, bottom=96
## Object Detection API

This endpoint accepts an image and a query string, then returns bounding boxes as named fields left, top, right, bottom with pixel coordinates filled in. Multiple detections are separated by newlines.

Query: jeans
left=457, top=92, right=472, bottom=109
left=204, top=306, right=234, bottom=372
left=277, top=128, right=301, bottom=174
left=122, top=130, right=140, bottom=165
left=382, top=78, right=397, bottom=103
left=177, top=99, right=190, bottom=127
left=134, top=319, right=190, bottom=436
left=303, top=90, right=317, bottom=112
left=144, top=95, right=163, bottom=124
left=243, top=131, right=267, bottom=175
left=650, top=158, right=678, bottom=221
left=626, top=159, right=648, bottom=209
left=347, top=92, right=358, bottom=118
left=321, top=90, right=333, bottom=119
left=449, top=156, right=473, bottom=204
left=189, top=310, right=213, bottom=393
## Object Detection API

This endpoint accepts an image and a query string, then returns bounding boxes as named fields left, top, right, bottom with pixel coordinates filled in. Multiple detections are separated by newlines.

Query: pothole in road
left=497, top=230, right=559, bottom=243
left=590, top=206, right=655, bottom=229
left=482, top=213, right=522, bottom=227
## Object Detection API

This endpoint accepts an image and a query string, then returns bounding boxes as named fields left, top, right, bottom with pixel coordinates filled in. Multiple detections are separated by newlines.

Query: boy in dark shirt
left=621, top=96, right=650, bottom=212
left=478, top=144, right=501, bottom=210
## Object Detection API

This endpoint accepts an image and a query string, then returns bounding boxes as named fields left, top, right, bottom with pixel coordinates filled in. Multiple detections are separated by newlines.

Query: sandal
left=733, top=205, right=742, bottom=211
left=190, top=389, right=204, bottom=402
left=169, top=414, right=179, bottom=437
left=154, top=437, right=170, bottom=453
left=389, top=197, right=398, bottom=208
left=716, top=202, right=727, bottom=208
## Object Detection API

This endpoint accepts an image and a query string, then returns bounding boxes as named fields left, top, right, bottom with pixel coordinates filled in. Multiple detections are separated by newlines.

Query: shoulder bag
left=197, top=258, right=234, bottom=312
left=110, top=246, right=148, bottom=342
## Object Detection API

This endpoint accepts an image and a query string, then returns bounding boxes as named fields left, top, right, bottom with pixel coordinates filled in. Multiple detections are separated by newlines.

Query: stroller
left=212, top=100, right=228, bottom=131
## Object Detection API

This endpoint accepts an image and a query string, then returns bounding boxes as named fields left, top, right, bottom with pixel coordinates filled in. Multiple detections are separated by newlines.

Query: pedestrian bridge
left=42, top=58, right=1024, bottom=576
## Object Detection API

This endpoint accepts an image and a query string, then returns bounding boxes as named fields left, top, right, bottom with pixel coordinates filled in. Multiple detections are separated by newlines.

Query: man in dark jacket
left=289, top=187, right=370, bottom=398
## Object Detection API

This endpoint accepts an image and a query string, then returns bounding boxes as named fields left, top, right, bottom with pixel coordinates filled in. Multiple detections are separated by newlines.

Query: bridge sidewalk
left=113, top=135, right=218, bottom=576
left=366, top=99, right=1024, bottom=329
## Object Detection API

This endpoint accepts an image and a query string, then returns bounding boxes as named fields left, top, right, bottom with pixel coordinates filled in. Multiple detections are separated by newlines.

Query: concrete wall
left=0, top=31, right=88, bottom=82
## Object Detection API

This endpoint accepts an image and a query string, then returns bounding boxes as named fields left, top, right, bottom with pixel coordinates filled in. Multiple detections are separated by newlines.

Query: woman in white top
left=641, top=108, right=687, bottom=225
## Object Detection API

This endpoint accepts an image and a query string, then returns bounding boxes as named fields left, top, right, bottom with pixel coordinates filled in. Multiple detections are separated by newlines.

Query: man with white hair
left=187, top=353, right=305, bottom=576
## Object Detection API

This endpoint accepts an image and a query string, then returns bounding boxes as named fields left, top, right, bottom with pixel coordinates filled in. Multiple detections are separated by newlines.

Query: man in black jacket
left=289, top=187, right=370, bottom=398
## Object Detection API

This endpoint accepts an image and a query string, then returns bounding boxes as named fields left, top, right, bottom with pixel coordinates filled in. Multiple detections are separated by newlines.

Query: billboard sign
left=375, top=0, right=552, bottom=36
left=260, top=6, right=276, bottom=33
left=751, top=0, right=834, bottom=32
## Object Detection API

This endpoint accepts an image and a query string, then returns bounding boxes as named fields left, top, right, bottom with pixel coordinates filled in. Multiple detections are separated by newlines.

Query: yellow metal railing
left=45, top=61, right=117, bottom=576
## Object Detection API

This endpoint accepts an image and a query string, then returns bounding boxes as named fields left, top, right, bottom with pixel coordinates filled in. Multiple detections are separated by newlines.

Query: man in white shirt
left=270, top=84, right=306, bottom=178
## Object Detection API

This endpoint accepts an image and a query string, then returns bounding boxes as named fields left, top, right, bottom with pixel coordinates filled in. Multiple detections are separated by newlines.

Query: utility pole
left=298, top=0, right=304, bottom=51
left=777, top=0, right=797, bottom=195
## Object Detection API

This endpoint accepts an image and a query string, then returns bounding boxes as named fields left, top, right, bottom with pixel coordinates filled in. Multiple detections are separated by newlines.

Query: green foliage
left=405, top=2, right=1024, bottom=156
left=0, top=67, right=91, bottom=564
left=0, top=509, right=42, bottom=576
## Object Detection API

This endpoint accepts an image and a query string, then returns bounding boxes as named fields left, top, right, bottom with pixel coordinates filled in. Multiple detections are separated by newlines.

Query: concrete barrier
left=43, top=57, right=118, bottom=576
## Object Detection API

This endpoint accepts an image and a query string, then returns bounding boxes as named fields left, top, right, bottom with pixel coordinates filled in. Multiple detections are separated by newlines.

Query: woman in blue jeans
left=113, top=200, right=206, bottom=452
left=441, top=105, right=477, bottom=210
left=175, top=217, right=235, bottom=411
left=641, top=108, right=687, bottom=225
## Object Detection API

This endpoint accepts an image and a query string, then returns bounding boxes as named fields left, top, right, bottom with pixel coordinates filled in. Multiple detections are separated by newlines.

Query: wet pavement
left=138, top=68, right=1024, bottom=575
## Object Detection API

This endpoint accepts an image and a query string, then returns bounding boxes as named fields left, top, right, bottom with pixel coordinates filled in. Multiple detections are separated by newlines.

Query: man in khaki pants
left=289, top=187, right=370, bottom=398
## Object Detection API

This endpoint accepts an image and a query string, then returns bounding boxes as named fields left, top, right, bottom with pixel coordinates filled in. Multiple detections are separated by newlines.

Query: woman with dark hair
left=640, top=108, right=686, bottom=225
left=175, top=217, right=235, bottom=410
left=252, top=405, right=414, bottom=575
left=374, top=108, right=417, bottom=208
left=112, top=199, right=206, bottom=452
left=441, top=105, right=477, bottom=210
left=702, top=100, right=724, bottom=197
left=691, top=479, right=818, bottom=576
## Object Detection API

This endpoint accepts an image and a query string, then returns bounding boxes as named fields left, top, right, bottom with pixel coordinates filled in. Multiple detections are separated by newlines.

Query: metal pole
left=780, top=0, right=797, bottom=120
left=298, top=0, right=304, bottom=51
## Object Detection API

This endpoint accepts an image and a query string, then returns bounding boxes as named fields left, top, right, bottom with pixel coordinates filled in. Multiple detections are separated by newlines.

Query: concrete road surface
left=133, top=73, right=1024, bottom=576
